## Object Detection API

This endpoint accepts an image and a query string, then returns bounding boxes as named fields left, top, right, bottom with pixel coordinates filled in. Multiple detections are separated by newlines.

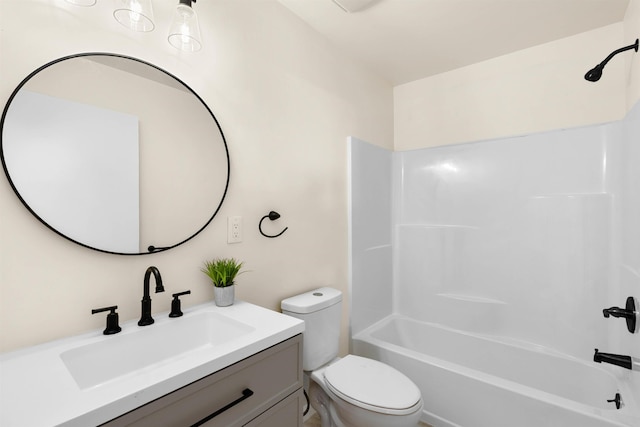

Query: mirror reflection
left=1, top=54, right=229, bottom=254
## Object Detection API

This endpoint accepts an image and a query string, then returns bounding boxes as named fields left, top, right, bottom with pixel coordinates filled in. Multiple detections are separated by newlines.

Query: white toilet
left=281, top=287, right=423, bottom=427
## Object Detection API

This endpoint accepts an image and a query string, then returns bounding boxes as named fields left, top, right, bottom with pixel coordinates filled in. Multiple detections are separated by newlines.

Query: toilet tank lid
left=281, top=287, right=342, bottom=314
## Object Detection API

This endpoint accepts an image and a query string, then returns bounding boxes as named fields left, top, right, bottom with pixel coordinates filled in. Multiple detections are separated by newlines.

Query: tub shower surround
left=348, top=102, right=640, bottom=427
left=353, top=315, right=637, bottom=427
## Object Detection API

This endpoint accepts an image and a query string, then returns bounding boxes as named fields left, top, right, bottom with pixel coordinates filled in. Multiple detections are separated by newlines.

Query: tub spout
left=593, top=349, right=632, bottom=370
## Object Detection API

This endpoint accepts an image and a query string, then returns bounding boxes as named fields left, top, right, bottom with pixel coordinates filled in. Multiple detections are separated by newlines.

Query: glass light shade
left=168, top=3, right=202, bottom=52
left=65, top=0, right=97, bottom=5
left=113, top=0, right=155, bottom=32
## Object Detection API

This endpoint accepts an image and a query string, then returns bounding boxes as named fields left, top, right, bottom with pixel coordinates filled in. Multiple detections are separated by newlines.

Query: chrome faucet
left=138, top=266, right=165, bottom=326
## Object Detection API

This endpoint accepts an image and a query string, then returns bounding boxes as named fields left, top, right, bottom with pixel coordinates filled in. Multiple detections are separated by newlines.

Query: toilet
left=281, top=287, right=423, bottom=427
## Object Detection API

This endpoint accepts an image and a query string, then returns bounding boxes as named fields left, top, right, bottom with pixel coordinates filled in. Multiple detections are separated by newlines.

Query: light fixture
left=65, top=0, right=97, bottom=5
left=67, top=0, right=204, bottom=52
left=168, top=0, right=202, bottom=52
left=113, top=0, right=155, bottom=33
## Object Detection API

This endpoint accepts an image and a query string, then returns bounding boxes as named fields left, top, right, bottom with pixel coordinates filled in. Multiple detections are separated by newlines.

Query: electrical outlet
left=227, top=216, right=242, bottom=243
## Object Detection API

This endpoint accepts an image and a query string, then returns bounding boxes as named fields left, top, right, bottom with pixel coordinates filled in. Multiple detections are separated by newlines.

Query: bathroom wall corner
left=624, top=0, right=640, bottom=110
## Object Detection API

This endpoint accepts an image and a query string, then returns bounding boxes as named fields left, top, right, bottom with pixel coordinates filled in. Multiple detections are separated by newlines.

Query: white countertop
left=0, top=301, right=304, bottom=427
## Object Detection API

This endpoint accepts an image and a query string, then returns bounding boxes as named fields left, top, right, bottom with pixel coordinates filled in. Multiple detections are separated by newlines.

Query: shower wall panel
left=350, top=104, right=639, bottom=367
left=615, top=102, right=640, bottom=389
left=393, top=124, right=616, bottom=360
left=348, top=137, right=393, bottom=336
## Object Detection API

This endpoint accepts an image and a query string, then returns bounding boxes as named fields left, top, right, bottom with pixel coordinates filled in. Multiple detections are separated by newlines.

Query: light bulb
left=113, top=0, right=155, bottom=32
left=168, top=1, right=202, bottom=52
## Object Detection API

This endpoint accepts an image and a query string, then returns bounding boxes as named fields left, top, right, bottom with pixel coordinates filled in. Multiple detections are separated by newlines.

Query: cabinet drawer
left=103, top=334, right=302, bottom=427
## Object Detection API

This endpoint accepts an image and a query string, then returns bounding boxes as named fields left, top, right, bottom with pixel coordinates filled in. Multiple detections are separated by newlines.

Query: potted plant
left=201, top=258, right=245, bottom=307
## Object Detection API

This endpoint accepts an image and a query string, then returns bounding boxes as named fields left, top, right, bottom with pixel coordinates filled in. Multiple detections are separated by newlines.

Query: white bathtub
left=352, top=315, right=640, bottom=427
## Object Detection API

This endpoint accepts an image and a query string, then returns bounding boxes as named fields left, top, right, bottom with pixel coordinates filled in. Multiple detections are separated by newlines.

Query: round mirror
left=0, top=53, right=229, bottom=255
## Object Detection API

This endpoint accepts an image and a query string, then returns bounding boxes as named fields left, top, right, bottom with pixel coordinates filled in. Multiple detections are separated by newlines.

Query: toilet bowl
left=281, top=287, right=423, bottom=427
left=308, top=355, right=423, bottom=427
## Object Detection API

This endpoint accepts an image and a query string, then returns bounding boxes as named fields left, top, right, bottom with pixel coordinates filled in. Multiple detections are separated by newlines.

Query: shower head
left=584, top=64, right=604, bottom=82
left=585, top=38, right=639, bottom=82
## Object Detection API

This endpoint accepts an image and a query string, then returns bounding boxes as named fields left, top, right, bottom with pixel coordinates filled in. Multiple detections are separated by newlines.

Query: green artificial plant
left=201, top=258, right=245, bottom=288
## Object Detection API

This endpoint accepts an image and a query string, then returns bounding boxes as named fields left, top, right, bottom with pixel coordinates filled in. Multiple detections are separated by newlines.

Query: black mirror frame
left=0, top=52, right=230, bottom=255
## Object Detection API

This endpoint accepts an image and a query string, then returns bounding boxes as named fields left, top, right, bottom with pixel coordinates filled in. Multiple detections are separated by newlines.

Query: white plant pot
left=214, top=285, right=235, bottom=307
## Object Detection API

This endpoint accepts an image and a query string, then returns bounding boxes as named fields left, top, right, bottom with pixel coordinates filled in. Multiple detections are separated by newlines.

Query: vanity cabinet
left=101, top=334, right=303, bottom=427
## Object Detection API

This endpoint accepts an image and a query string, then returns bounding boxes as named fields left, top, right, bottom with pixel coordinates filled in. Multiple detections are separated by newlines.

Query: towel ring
left=259, top=211, right=288, bottom=238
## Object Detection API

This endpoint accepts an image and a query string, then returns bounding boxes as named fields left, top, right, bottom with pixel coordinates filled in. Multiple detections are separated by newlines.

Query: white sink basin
left=60, top=311, right=255, bottom=389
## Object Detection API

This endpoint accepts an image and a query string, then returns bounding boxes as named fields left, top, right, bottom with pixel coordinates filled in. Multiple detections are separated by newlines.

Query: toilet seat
left=323, top=355, right=422, bottom=415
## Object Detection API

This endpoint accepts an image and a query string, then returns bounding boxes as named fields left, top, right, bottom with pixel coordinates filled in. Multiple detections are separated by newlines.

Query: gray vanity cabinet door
left=102, top=334, right=303, bottom=427
left=241, top=389, right=304, bottom=427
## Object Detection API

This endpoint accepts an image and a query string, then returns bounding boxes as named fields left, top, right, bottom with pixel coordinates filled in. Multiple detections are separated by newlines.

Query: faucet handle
left=607, top=393, right=622, bottom=409
left=92, top=305, right=122, bottom=335
left=169, top=290, right=191, bottom=318
left=602, top=297, right=637, bottom=333
left=602, top=307, right=622, bottom=318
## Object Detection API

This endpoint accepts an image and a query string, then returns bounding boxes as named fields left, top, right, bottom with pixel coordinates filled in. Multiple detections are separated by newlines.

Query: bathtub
left=352, top=315, right=640, bottom=427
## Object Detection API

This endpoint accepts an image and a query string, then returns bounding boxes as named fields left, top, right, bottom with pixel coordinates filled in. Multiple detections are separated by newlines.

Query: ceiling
left=278, top=0, right=630, bottom=85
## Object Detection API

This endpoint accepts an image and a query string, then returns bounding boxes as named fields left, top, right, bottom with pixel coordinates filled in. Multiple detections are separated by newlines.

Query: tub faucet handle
left=607, top=393, right=622, bottom=409
left=602, top=297, right=637, bottom=333
left=602, top=306, right=629, bottom=318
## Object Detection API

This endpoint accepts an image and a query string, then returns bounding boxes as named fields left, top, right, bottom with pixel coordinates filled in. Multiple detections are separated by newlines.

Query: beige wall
left=394, top=20, right=638, bottom=150
left=0, top=0, right=393, bottom=353
left=2, top=0, right=638, bottom=355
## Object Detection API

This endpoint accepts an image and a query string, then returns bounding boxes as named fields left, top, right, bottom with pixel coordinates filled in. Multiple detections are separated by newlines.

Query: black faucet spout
left=139, top=266, right=165, bottom=326
left=593, top=349, right=632, bottom=370
left=143, top=266, right=165, bottom=297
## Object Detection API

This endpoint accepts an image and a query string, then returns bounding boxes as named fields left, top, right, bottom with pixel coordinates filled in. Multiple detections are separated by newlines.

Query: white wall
left=0, top=0, right=393, bottom=353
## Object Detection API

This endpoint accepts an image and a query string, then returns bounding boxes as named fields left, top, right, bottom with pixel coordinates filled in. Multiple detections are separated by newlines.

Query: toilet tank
left=281, top=287, right=342, bottom=371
